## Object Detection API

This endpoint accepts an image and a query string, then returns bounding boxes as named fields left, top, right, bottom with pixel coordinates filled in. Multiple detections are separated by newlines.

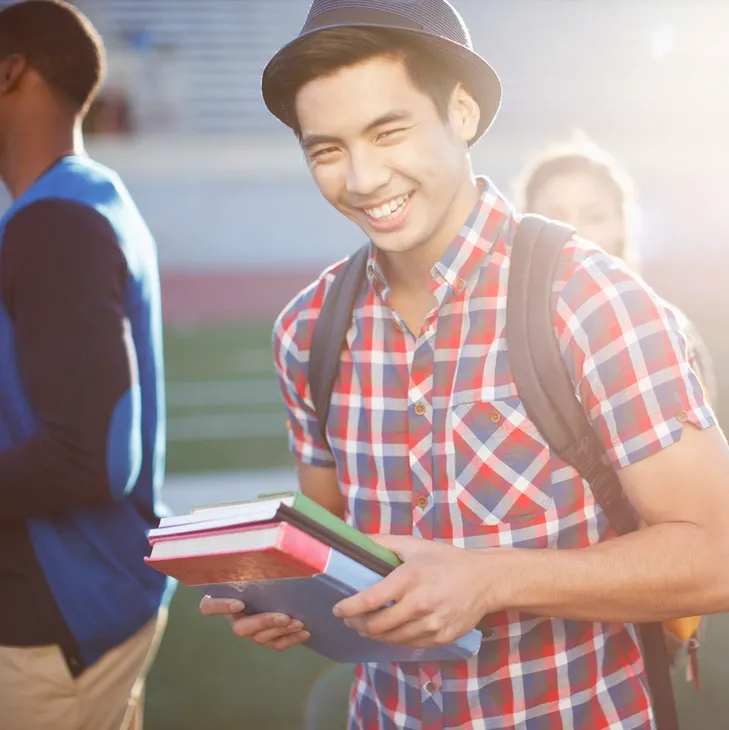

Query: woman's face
left=528, top=170, right=627, bottom=259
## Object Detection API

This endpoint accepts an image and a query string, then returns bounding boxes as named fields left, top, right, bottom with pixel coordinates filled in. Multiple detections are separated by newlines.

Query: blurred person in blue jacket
left=0, top=2, right=172, bottom=729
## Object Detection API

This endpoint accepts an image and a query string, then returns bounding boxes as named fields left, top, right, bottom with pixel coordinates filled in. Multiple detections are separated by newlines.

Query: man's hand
left=199, top=597, right=310, bottom=652
left=332, top=535, right=493, bottom=648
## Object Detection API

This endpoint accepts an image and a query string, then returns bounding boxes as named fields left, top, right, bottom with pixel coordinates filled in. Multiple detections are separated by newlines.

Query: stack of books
left=146, top=491, right=482, bottom=662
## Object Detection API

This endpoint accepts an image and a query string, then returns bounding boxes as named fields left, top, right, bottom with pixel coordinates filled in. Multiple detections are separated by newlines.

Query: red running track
left=161, top=268, right=322, bottom=324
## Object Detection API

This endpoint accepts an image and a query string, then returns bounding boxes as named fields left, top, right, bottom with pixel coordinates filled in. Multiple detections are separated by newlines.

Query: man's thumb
left=370, top=533, right=417, bottom=561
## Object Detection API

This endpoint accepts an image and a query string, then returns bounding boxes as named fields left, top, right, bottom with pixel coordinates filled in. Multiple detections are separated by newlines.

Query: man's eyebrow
left=362, top=110, right=412, bottom=134
left=301, top=110, right=413, bottom=151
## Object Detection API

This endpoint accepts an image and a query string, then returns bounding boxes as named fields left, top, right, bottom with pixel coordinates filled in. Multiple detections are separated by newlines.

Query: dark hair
left=263, top=27, right=461, bottom=139
left=0, top=0, right=106, bottom=115
left=513, top=132, right=636, bottom=260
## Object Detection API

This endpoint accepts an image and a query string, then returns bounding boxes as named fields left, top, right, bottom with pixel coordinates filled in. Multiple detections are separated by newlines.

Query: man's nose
left=345, top=147, right=390, bottom=200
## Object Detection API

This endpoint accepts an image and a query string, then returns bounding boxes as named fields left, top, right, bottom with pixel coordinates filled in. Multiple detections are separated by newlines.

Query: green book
left=273, top=492, right=402, bottom=573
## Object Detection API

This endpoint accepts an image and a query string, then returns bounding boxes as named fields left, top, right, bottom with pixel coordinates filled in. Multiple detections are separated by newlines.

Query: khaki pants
left=0, top=607, right=168, bottom=730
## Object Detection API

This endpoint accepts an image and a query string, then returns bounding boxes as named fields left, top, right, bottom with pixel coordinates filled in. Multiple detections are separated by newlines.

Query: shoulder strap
left=308, top=245, right=369, bottom=445
left=507, top=214, right=637, bottom=533
left=507, top=214, right=678, bottom=730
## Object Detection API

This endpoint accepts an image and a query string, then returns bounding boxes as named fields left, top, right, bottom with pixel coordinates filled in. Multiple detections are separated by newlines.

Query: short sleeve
left=553, top=241, right=716, bottom=470
left=272, top=300, right=336, bottom=468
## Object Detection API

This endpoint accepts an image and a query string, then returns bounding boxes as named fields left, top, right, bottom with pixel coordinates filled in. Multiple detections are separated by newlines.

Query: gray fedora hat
left=262, top=0, right=502, bottom=146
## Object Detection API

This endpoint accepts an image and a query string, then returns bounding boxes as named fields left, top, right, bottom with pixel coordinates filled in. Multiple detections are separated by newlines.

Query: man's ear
left=449, top=83, right=480, bottom=145
left=0, top=55, right=28, bottom=95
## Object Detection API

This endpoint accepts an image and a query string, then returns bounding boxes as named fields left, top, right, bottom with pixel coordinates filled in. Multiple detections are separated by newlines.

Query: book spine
left=277, top=523, right=332, bottom=573
left=292, top=494, right=401, bottom=570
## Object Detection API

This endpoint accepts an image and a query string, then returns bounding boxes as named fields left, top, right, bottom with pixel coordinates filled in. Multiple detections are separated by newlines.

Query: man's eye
left=376, top=128, right=407, bottom=142
left=311, top=147, right=338, bottom=160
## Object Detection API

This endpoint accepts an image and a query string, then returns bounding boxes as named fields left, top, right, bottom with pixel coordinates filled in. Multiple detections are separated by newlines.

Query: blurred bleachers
left=80, top=0, right=300, bottom=134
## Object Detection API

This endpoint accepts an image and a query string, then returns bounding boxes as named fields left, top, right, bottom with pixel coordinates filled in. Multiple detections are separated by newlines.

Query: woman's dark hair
left=0, top=0, right=106, bottom=115
left=263, top=27, right=463, bottom=139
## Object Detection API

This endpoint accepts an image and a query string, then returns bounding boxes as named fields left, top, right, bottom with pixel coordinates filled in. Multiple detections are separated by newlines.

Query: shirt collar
left=365, top=177, right=514, bottom=297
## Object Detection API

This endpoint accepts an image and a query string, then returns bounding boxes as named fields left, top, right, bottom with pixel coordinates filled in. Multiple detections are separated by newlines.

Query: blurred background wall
left=10, top=0, right=722, bottom=339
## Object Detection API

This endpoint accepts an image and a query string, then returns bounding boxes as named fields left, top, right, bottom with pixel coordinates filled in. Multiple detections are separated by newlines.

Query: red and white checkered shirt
left=273, top=181, right=715, bottom=730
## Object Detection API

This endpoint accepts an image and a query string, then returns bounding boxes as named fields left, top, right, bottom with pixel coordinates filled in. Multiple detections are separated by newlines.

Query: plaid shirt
left=273, top=181, right=715, bottom=730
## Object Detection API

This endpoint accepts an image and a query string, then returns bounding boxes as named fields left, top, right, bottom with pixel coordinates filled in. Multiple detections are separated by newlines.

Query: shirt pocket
left=450, top=396, right=553, bottom=525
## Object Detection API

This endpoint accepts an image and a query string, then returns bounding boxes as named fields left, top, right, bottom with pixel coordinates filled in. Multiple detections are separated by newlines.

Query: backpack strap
left=507, top=215, right=636, bottom=532
left=309, top=245, right=369, bottom=446
left=507, top=214, right=678, bottom=730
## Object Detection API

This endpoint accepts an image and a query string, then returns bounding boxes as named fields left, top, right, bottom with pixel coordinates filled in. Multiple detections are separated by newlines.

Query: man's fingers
left=369, top=534, right=422, bottom=560
left=250, top=620, right=306, bottom=645
left=367, top=618, right=444, bottom=647
left=226, top=612, right=294, bottom=638
left=333, top=570, right=408, bottom=619
left=199, top=596, right=246, bottom=616
left=199, top=595, right=308, bottom=652
left=268, top=630, right=311, bottom=652
left=351, top=593, right=427, bottom=637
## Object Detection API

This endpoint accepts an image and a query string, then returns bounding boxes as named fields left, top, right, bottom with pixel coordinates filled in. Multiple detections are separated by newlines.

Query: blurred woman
left=514, top=132, right=717, bottom=404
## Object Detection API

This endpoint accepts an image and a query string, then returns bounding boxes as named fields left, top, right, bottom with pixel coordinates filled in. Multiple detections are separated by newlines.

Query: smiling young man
left=200, top=1, right=729, bottom=728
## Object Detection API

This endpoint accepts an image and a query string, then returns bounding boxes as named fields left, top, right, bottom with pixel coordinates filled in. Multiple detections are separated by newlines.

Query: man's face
left=295, top=54, right=478, bottom=256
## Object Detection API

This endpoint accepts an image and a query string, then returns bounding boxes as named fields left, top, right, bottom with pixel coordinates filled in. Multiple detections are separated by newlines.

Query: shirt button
left=455, top=277, right=466, bottom=292
left=425, top=680, right=438, bottom=694
left=414, top=402, right=426, bottom=416
left=490, top=411, right=501, bottom=424
left=481, top=628, right=496, bottom=640
left=415, top=496, right=429, bottom=510
left=677, top=410, right=689, bottom=423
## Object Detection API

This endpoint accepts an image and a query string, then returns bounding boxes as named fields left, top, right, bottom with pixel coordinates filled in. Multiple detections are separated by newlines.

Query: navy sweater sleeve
left=0, top=199, right=141, bottom=516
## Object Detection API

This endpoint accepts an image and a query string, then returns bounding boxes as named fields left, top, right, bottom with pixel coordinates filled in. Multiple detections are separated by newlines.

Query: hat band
left=302, top=8, right=425, bottom=34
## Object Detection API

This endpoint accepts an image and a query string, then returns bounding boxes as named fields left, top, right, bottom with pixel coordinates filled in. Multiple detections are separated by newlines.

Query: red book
left=145, top=521, right=331, bottom=586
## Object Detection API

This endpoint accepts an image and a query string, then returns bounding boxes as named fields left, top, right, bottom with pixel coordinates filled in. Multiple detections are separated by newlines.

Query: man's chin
left=372, top=240, right=416, bottom=256
left=369, top=231, right=425, bottom=255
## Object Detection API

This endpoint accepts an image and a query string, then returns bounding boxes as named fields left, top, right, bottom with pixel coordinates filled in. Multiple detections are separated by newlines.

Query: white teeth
left=364, top=193, right=410, bottom=221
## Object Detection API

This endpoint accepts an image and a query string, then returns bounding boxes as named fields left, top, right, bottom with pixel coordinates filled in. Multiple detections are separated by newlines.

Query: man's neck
left=378, top=177, right=481, bottom=294
left=1, top=117, right=82, bottom=199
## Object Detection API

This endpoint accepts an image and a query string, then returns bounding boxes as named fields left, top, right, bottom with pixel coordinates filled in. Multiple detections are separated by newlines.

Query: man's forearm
left=491, top=522, right=729, bottom=623
left=0, top=199, right=140, bottom=517
left=296, top=462, right=345, bottom=519
left=0, top=427, right=120, bottom=517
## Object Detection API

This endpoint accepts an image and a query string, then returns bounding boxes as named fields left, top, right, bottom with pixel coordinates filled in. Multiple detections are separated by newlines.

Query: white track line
left=167, top=411, right=287, bottom=441
left=166, top=379, right=281, bottom=408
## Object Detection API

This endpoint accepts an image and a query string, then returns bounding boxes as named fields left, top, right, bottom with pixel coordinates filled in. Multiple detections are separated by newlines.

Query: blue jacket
left=0, top=156, right=173, bottom=668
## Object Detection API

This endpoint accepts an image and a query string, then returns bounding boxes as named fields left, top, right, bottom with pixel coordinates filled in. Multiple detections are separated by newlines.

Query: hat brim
left=261, top=23, right=501, bottom=147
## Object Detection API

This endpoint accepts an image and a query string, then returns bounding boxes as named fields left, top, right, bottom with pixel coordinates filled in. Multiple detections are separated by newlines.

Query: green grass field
left=145, top=586, right=341, bottom=730
left=164, top=320, right=291, bottom=473
left=150, top=320, right=729, bottom=729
